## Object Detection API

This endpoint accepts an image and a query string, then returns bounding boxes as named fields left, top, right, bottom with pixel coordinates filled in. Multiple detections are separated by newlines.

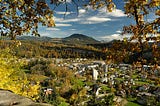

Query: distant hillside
left=16, top=34, right=100, bottom=45
left=17, top=36, right=53, bottom=41
left=62, top=34, right=100, bottom=45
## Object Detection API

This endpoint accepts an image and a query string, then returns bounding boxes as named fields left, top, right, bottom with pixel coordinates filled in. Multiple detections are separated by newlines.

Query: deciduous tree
left=0, top=0, right=55, bottom=40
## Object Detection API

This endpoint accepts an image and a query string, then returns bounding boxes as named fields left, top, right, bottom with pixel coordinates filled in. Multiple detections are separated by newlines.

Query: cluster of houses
left=22, top=57, right=160, bottom=105
left=54, top=58, right=160, bottom=105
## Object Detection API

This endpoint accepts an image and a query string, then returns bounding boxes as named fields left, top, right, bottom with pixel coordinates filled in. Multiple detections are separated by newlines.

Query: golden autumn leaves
left=89, top=0, right=115, bottom=12
left=0, top=48, right=40, bottom=100
left=123, top=0, right=159, bottom=40
left=0, top=0, right=55, bottom=39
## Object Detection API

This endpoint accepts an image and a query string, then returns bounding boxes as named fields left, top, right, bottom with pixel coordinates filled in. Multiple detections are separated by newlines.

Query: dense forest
left=0, top=39, right=159, bottom=65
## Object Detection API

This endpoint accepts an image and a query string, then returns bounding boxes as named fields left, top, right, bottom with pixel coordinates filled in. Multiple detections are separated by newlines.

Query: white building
left=93, top=68, right=99, bottom=80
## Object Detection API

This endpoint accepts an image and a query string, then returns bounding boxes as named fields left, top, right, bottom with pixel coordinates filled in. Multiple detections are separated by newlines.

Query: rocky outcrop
left=0, top=90, right=52, bottom=106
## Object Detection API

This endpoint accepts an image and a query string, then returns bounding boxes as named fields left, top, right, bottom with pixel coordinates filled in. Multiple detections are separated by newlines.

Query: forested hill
left=0, top=40, right=106, bottom=59
left=1, top=38, right=159, bottom=64
left=17, top=36, right=53, bottom=41
left=62, top=34, right=100, bottom=45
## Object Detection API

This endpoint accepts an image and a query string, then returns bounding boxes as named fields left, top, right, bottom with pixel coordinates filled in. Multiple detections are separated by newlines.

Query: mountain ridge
left=16, top=34, right=100, bottom=45
left=17, top=36, right=53, bottom=41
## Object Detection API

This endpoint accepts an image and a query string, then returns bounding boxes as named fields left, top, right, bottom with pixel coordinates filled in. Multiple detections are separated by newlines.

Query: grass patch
left=125, top=102, right=142, bottom=106
left=127, top=97, right=137, bottom=101
left=22, top=69, right=31, bottom=73
left=132, top=75, right=138, bottom=79
left=27, top=74, right=49, bottom=82
left=135, top=81, right=149, bottom=85
left=116, top=78, right=124, bottom=81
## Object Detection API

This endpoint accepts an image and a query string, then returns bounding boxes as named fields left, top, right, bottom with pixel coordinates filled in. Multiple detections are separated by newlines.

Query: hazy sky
left=37, top=0, right=154, bottom=41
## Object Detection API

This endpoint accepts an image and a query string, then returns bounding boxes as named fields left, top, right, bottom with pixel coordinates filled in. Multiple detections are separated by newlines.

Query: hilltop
left=62, top=34, right=100, bottom=45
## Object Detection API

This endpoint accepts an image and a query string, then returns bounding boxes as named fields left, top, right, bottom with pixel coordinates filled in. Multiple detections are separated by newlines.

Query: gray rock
left=0, top=90, right=52, bottom=106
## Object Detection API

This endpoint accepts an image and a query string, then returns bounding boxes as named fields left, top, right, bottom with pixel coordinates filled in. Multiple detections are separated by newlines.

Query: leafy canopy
left=0, top=48, right=40, bottom=100
left=122, top=0, right=160, bottom=65
left=0, top=0, right=55, bottom=40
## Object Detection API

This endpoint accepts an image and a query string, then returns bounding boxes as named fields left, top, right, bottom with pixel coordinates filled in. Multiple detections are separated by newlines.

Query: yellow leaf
left=47, top=18, right=55, bottom=27
left=70, top=94, right=78, bottom=101
left=156, top=9, right=160, bottom=16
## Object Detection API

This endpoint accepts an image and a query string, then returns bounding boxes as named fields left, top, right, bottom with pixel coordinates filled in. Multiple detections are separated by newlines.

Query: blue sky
left=38, top=0, right=134, bottom=41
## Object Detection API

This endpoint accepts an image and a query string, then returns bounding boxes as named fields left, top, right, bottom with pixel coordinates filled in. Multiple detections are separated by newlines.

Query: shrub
left=25, top=58, right=53, bottom=77
left=0, top=48, right=40, bottom=100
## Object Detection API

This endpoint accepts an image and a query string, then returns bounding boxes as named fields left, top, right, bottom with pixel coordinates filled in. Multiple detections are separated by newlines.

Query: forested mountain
left=62, top=34, right=100, bottom=45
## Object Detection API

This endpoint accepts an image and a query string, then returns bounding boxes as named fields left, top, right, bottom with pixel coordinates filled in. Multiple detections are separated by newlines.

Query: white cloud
left=58, top=0, right=72, bottom=3
left=61, top=18, right=79, bottom=23
left=116, top=30, right=122, bottom=33
left=66, top=0, right=72, bottom=3
left=56, top=23, right=72, bottom=27
left=80, top=17, right=111, bottom=24
left=87, top=17, right=111, bottom=22
left=56, top=11, right=71, bottom=15
left=54, top=17, right=62, bottom=22
left=99, top=34, right=120, bottom=40
left=99, top=8, right=126, bottom=17
left=46, top=28, right=61, bottom=31
left=70, top=29, right=76, bottom=30
left=40, top=32, right=51, bottom=36
left=54, top=17, right=79, bottom=23
left=99, top=34, right=130, bottom=42
left=107, top=9, right=126, bottom=17
left=79, top=9, right=86, bottom=14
